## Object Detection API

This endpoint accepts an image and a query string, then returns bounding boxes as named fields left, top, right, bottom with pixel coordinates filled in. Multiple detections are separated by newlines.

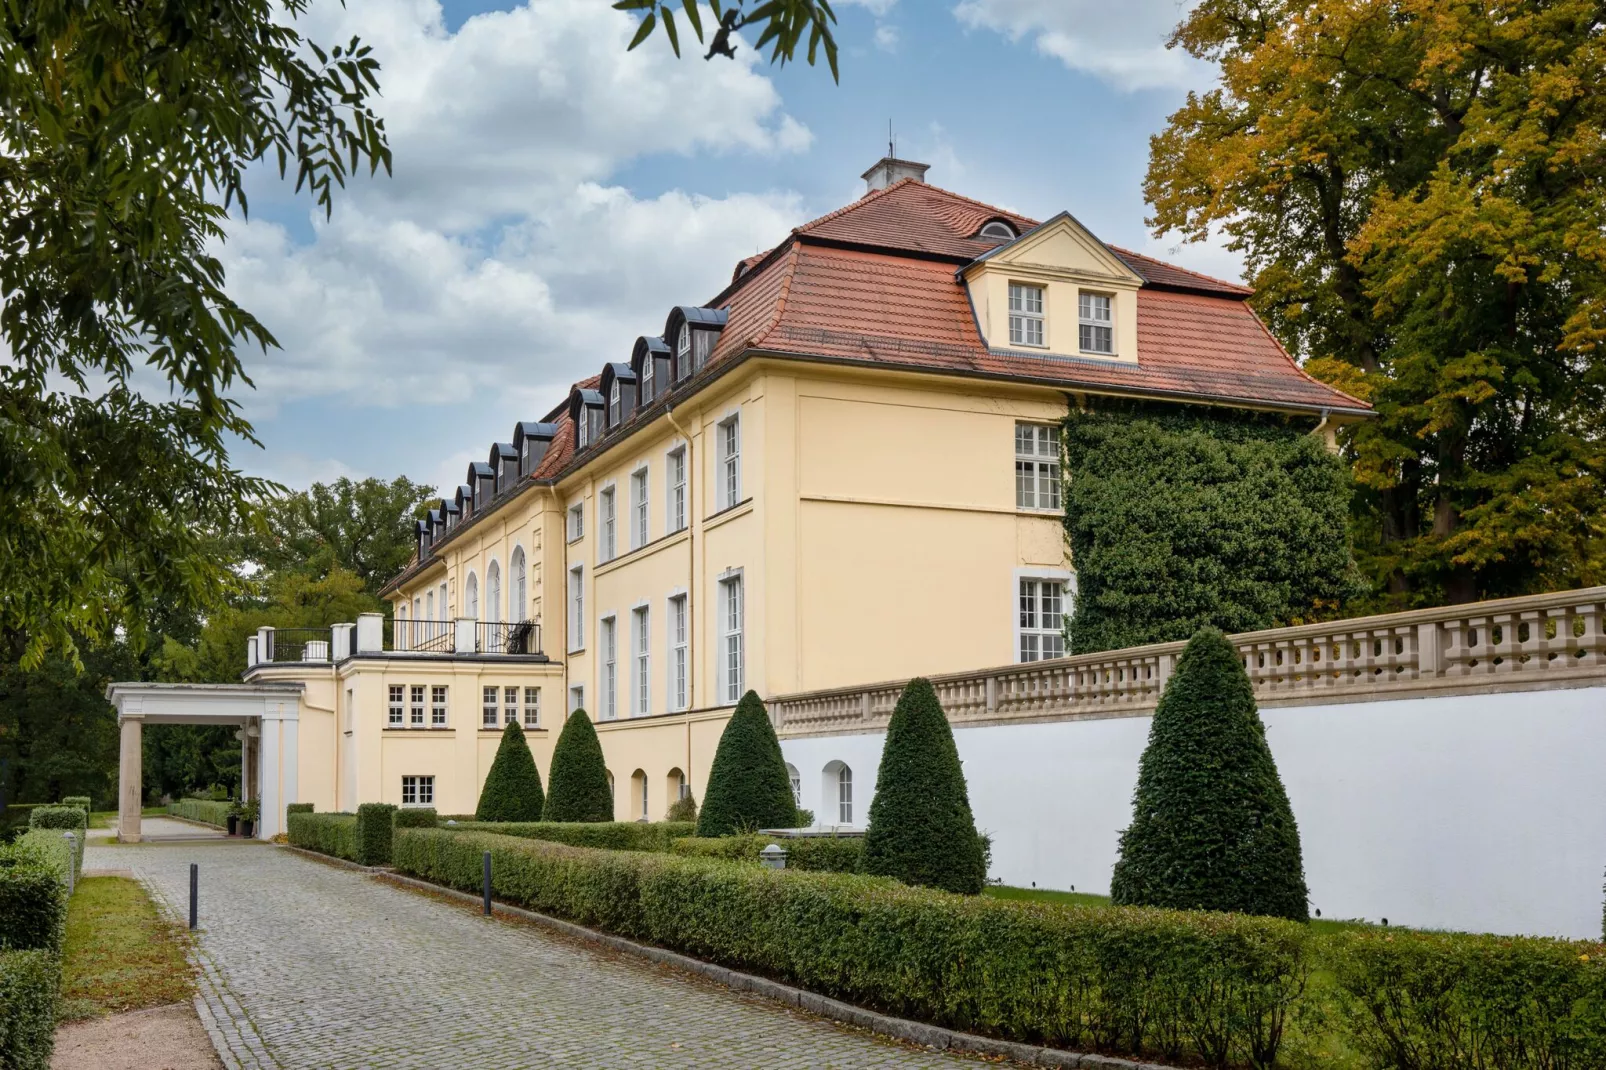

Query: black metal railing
left=265, top=628, right=333, bottom=663
left=476, top=620, right=540, bottom=655
left=394, top=619, right=454, bottom=653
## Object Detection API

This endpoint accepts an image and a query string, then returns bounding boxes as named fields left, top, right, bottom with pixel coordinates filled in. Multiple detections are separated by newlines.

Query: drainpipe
left=664, top=403, right=695, bottom=791
left=1311, top=408, right=1335, bottom=453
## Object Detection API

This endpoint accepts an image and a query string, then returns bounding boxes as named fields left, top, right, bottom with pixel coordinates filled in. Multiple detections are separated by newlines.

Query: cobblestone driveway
left=89, top=843, right=984, bottom=1070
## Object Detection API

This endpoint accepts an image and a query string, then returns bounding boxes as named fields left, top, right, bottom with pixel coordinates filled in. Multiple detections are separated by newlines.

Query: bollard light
left=759, top=844, right=788, bottom=870
left=189, top=863, right=198, bottom=930
left=482, top=851, right=493, bottom=916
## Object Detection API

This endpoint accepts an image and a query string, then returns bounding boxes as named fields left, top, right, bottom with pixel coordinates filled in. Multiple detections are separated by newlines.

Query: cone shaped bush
left=697, top=691, right=798, bottom=837
left=475, top=721, right=545, bottom=822
left=542, top=709, right=613, bottom=822
left=862, top=678, right=987, bottom=894
left=1110, top=627, right=1309, bottom=921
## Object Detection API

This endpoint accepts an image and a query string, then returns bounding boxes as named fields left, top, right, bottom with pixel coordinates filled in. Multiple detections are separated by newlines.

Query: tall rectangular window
left=631, top=467, right=649, bottom=549
left=718, top=415, right=740, bottom=510
left=567, top=502, right=584, bottom=541
left=600, top=487, right=616, bottom=562
left=482, top=686, right=498, bottom=728
left=401, top=775, right=434, bottom=806
left=1079, top=292, right=1114, bottom=354
left=1008, top=282, right=1045, bottom=347
left=1015, top=422, right=1061, bottom=510
left=569, top=684, right=585, bottom=714
left=632, top=605, right=650, bottom=717
left=388, top=685, right=404, bottom=727
left=568, top=566, right=584, bottom=652
left=641, top=355, right=654, bottom=402
left=669, top=595, right=688, bottom=712
left=523, top=687, right=541, bottom=728
left=504, top=685, right=519, bottom=726
left=431, top=685, right=448, bottom=727
left=667, top=447, right=687, bottom=532
left=1019, top=578, right=1067, bottom=662
left=601, top=616, right=617, bottom=720
left=410, top=685, right=425, bottom=727
left=608, top=382, right=621, bottom=426
left=720, top=574, right=743, bottom=703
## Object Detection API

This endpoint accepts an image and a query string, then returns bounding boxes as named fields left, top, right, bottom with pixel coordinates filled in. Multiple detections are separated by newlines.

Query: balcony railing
left=476, top=620, right=540, bottom=655
left=394, top=618, right=454, bottom=653
left=770, top=586, right=1606, bottom=737
left=263, top=627, right=333, bottom=663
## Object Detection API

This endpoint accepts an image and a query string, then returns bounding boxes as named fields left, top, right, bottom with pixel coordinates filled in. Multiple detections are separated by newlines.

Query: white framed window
left=1018, top=574, right=1069, bottom=662
left=631, top=467, right=649, bottom=549
left=482, top=686, right=498, bottom=728
left=388, top=685, right=404, bottom=727
left=669, top=594, right=688, bottom=712
left=401, top=775, right=434, bottom=806
left=676, top=323, right=691, bottom=379
left=641, top=354, right=655, bottom=402
left=504, top=685, right=519, bottom=726
left=1015, top=423, right=1061, bottom=510
left=425, top=589, right=434, bottom=621
left=719, top=573, right=744, bottom=703
left=717, top=414, right=741, bottom=510
left=640, top=775, right=649, bottom=820
left=486, top=560, right=501, bottom=624
left=632, top=605, right=650, bottom=717
left=410, top=685, right=425, bottom=727
left=1008, top=282, right=1045, bottom=347
left=1078, top=292, right=1114, bottom=354
left=567, top=502, right=584, bottom=542
left=667, top=447, right=687, bottom=532
left=523, top=686, right=540, bottom=728
left=569, top=684, right=585, bottom=715
left=568, top=565, right=584, bottom=652
left=609, top=381, right=622, bottom=425
left=431, top=685, right=448, bottom=727
left=465, top=572, right=479, bottom=620
left=786, top=763, right=801, bottom=806
left=600, top=486, right=616, bottom=562
left=412, top=596, right=421, bottom=622
left=510, top=547, right=526, bottom=621
left=438, top=582, right=448, bottom=618
left=601, top=615, right=617, bottom=720
left=837, top=765, right=853, bottom=824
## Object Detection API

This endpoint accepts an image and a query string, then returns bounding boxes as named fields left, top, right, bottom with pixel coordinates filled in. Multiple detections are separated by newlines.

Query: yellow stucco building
left=243, top=158, right=1368, bottom=824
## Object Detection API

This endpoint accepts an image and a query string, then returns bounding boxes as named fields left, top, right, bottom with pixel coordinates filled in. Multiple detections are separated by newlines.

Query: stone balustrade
left=771, top=586, right=1606, bottom=737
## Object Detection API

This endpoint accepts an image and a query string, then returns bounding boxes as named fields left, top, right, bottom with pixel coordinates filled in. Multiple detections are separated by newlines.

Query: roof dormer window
left=1079, top=292, right=1114, bottom=355
left=578, top=411, right=590, bottom=448
left=641, top=351, right=655, bottom=403
left=676, top=324, right=691, bottom=380
left=1008, top=282, right=1045, bottom=347
left=608, top=382, right=621, bottom=426
left=980, top=220, right=1016, bottom=241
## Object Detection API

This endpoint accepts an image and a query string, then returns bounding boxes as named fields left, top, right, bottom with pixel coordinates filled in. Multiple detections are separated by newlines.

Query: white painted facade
left=781, top=685, right=1606, bottom=940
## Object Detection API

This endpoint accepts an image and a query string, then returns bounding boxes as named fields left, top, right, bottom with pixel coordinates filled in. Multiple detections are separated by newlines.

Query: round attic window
left=979, top=220, right=1016, bottom=241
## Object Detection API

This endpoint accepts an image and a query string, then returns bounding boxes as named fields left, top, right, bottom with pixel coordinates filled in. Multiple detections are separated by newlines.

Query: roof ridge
left=1108, top=244, right=1252, bottom=295
left=792, top=178, right=916, bottom=235
left=751, top=243, right=803, bottom=349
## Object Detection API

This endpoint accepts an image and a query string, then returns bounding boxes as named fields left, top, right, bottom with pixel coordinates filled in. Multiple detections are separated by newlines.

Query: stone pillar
left=455, top=617, right=477, bottom=654
left=355, top=612, right=384, bottom=654
left=118, top=716, right=143, bottom=843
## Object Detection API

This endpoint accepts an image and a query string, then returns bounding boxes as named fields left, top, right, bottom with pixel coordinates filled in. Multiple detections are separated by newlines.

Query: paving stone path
left=88, top=843, right=984, bottom=1070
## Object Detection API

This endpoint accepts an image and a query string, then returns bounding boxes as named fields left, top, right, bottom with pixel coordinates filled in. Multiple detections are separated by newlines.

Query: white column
left=118, top=716, right=143, bottom=843
left=258, top=714, right=279, bottom=840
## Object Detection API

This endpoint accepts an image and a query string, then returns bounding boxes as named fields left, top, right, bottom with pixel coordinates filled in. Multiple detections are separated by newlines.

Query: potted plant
left=237, top=798, right=260, bottom=839
left=226, top=799, right=241, bottom=836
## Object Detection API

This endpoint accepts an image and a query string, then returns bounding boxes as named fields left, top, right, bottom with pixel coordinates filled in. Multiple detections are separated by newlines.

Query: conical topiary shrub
left=1110, top=627, right=1309, bottom=921
left=697, top=691, right=798, bottom=837
left=475, top=720, right=545, bottom=822
left=542, top=709, right=613, bottom=822
left=862, top=677, right=987, bottom=894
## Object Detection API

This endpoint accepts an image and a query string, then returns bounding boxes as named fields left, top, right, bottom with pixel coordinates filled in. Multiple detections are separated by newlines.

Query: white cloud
left=952, top=0, right=1210, bottom=91
left=874, top=23, right=899, bottom=52
left=841, top=0, right=899, bottom=14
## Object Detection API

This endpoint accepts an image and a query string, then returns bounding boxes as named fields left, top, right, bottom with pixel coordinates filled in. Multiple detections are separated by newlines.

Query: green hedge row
left=394, top=829, right=1306, bottom=1066
left=0, top=950, right=57, bottom=1070
left=285, top=803, right=314, bottom=816
left=1324, top=929, right=1606, bottom=1070
left=355, top=804, right=396, bottom=865
left=169, top=799, right=232, bottom=828
left=60, top=796, right=91, bottom=813
left=444, top=821, right=695, bottom=853
left=0, top=822, right=79, bottom=1070
left=670, top=835, right=864, bottom=873
left=287, top=813, right=358, bottom=862
left=394, top=808, right=438, bottom=829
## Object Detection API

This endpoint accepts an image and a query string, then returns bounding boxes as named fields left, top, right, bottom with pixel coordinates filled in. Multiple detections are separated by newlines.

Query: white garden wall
left=781, top=685, right=1606, bottom=940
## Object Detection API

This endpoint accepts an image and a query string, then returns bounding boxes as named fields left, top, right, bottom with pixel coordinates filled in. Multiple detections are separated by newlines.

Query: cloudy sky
left=226, top=0, right=1227, bottom=496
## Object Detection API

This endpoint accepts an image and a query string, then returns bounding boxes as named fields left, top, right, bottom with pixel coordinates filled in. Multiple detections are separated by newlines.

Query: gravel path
left=87, top=842, right=983, bottom=1070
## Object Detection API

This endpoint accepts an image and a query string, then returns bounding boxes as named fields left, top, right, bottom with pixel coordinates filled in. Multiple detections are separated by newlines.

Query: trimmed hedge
left=287, top=812, right=358, bottom=862
left=355, top=804, right=397, bottom=866
left=0, top=949, right=57, bottom=1070
left=697, top=691, right=797, bottom=837
left=1325, top=929, right=1606, bottom=1070
left=395, top=829, right=1307, bottom=1066
left=543, top=710, right=613, bottom=822
left=27, top=806, right=85, bottom=834
left=0, top=849, right=67, bottom=954
left=23, top=811, right=84, bottom=876
left=60, top=796, right=91, bottom=813
left=285, top=803, right=314, bottom=816
left=169, top=798, right=232, bottom=828
left=393, top=808, right=438, bottom=829
left=670, top=835, right=864, bottom=873
left=476, top=721, right=545, bottom=821
left=445, top=821, right=694, bottom=853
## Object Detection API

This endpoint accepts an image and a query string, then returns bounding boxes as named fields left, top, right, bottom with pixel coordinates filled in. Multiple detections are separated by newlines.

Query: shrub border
left=372, top=867, right=1175, bottom=1070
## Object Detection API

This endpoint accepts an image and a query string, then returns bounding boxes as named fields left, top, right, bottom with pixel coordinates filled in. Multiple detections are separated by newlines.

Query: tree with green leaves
left=697, top=691, right=798, bottom=837
left=862, top=678, right=986, bottom=895
left=245, top=477, right=437, bottom=595
left=617, top=0, right=839, bottom=80
left=1146, top=0, right=1606, bottom=609
left=1, top=0, right=391, bottom=668
left=1110, top=628, right=1309, bottom=921
left=475, top=722, right=545, bottom=822
left=543, top=710, right=613, bottom=822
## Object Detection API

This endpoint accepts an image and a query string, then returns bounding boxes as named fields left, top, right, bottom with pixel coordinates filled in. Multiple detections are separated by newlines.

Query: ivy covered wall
left=1064, top=401, right=1364, bottom=654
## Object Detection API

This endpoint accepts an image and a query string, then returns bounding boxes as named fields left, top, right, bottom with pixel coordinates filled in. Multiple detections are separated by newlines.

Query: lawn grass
left=60, top=876, right=196, bottom=1020
left=983, top=884, right=1114, bottom=910
left=87, top=807, right=166, bottom=829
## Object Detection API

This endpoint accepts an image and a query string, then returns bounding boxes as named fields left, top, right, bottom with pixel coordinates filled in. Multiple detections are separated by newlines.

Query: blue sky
left=221, top=0, right=1229, bottom=497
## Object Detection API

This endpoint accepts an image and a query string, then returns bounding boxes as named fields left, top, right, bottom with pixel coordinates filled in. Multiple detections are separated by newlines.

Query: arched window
left=465, top=572, right=479, bottom=620
left=667, top=767, right=686, bottom=805
left=676, top=323, right=690, bottom=378
left=425, top=589, right=434, bottom=620
left=510, top=547, right=526, bottom=622
left=980, top=219, right=1016, bottom=240
left=438, top=582, right=448, bottom=618
left=486, top=560, right=501, bottom=624
left=785, top=763, right=801, bottom=807
left=632, top=769, right=648, bottom=821
left=823, top=761, right=852, bottom=825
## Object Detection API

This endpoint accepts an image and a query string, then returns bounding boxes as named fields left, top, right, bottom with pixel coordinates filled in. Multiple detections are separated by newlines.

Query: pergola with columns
left=105, top=682, right=305, bottom=843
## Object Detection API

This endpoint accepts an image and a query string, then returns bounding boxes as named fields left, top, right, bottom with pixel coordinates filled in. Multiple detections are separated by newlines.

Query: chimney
left=862, top=157, right=929, bottom=193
